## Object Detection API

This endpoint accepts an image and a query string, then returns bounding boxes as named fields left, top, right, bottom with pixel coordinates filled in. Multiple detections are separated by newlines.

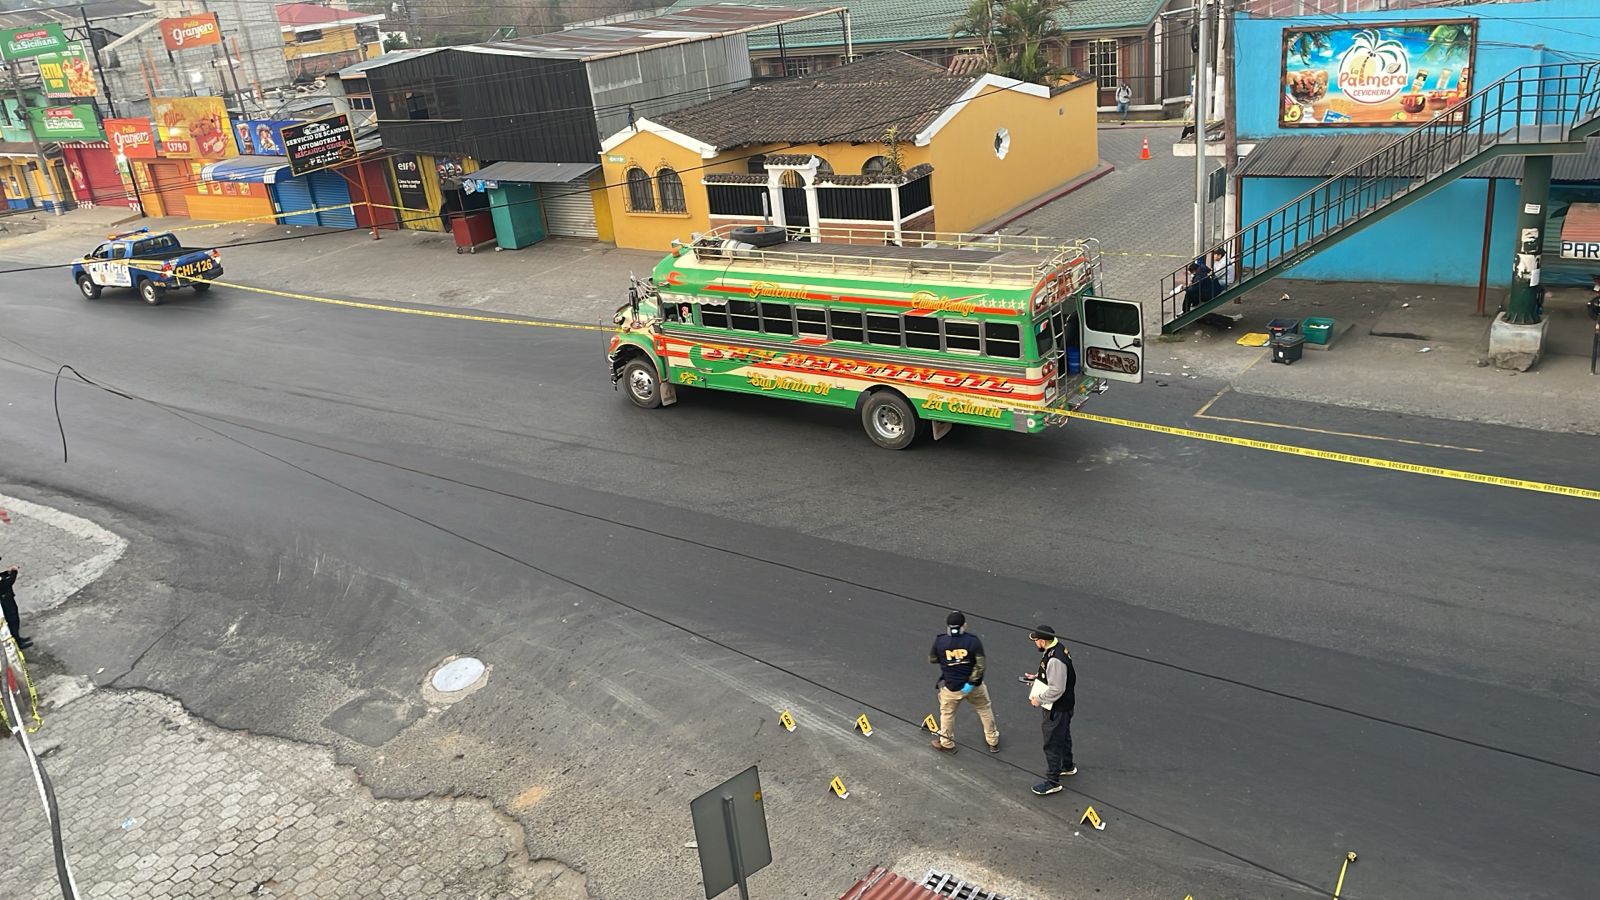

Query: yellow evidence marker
left=779, top=710, right=797, bottom=732
left=1080, top=806, right=1105, bottom=831
left=855, top=713, right=873, bottom=737
left=923, top=714, right=939, bottom=733
left=829, top=776, right=850, bottom=799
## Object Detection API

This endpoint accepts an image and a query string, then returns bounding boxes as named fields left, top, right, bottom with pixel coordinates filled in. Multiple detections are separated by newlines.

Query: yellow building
left=598, top=52, right=1099, bottom=252
left=278, top=2, right=386, bottom=82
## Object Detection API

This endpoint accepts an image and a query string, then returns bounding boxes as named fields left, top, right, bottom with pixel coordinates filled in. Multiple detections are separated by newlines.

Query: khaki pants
left=936, top=683, right=999, bottom=749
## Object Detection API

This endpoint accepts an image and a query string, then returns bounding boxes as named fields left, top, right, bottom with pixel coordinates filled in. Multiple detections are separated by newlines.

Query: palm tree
left=952, top=0, right=1068, bottom=85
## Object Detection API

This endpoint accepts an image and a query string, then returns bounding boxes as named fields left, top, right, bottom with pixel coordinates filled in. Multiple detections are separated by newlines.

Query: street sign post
left=689, top=766, right=772, bottom=900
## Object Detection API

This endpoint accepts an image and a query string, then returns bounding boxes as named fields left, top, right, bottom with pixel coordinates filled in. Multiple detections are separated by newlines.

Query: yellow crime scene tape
left=1064, top=410, right=1600, bottom=502
left=164, top=202, right=361, bottom=233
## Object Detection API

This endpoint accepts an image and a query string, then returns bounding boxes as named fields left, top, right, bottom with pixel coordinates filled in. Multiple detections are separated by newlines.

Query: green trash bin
left=1302, top=316, right=1334, bottom=345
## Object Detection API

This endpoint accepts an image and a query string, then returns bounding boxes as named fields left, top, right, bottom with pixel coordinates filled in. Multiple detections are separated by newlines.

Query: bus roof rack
left=690, top=225, right=1098, bottom=288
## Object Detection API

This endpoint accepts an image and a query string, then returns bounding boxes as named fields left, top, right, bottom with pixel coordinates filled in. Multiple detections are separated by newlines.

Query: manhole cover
left=430, top=657, right=486, bottom=693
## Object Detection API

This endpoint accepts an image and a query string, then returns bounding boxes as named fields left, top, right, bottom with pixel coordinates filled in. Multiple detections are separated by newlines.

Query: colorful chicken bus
left=606, top=226, right=1144, bottom=449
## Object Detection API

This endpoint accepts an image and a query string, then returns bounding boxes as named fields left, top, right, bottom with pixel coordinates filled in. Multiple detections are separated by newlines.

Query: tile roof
left=838, top=867, right=941, bottom=900
left=665, top=0, right=1166, bottom=52
left=652, top=51, right=973, bottom=149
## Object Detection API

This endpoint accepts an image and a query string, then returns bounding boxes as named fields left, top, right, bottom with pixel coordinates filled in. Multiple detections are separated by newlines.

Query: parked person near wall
left=1116, top=83, right=1133, bottom=123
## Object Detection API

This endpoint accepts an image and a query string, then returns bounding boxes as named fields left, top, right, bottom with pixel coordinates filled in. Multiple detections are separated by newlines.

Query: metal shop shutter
left=537, top=182, right=597, bottom=238
left=148, top=161, right=189, bottom=218
left=308, top=170, right=356, bottom=229
left=273, top=177, right=319, bottom=227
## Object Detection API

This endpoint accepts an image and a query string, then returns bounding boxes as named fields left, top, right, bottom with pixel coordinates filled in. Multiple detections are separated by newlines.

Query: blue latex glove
left=961, top=683, right=974, bottom=695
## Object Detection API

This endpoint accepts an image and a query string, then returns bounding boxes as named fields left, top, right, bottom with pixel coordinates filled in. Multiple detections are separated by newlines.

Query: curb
left=982, top=162, right=1116, bottom=233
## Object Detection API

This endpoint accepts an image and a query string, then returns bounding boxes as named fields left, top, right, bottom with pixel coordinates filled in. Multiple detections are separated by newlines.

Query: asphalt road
left=2, top=265, right=1598, bottom=900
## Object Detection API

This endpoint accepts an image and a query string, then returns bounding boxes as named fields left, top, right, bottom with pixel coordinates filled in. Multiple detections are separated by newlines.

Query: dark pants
left=1, top=593, right=20, bottom=641
left=1042, top=706, right=1074, bottom=781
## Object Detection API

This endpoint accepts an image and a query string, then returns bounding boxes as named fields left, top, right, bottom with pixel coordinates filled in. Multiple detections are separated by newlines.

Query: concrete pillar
left=889, top=182, right=903, bottom=245
left=765, top=170, right=784, bottom=230
left=1490, top=154, right=1552, bottom=370
left=804, top=182, right=820, bottom=242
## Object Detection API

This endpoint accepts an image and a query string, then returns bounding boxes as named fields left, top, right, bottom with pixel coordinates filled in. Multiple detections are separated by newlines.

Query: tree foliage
left=951, top=0, right=1070, bottom=85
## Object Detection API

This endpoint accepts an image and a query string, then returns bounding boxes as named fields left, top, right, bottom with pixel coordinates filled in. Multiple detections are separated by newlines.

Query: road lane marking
left=1066, top=410, right=1598, bottom=501
left=1194, top=388, right=1483, bottom=453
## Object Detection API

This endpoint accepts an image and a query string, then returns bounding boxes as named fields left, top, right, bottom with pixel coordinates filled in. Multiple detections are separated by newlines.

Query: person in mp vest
left=929, top=611, right=1000, bottom=753
left=1024, top=625, right=1076, bottom=795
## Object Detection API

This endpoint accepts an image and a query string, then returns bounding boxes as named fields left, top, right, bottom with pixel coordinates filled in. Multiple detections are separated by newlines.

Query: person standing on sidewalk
left=928, top=611, right=1000, bottom=754
left=1, top=559, right=29, bottom=650
left=1023, top=626, right=1076, bottom=795
left=1115, top=82, right=1133, bottom=123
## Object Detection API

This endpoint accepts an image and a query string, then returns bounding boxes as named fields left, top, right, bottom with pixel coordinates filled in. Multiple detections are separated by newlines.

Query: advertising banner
left=28, top=104, right=104, bottom=141
left=1280, top=19, right=1476, bottom=128
left=38, top=43, right=99, bottom=98
left=282, top=114, right=355, bottom=176
left=1, top=24, right=69, bottom=60
left=234, top=119, right=296, bottom=156
left=160, top=14, right=222, bottom=52
left=152, top=96, right=237, bottom=158
left=391, top=153, right=429, bottom=210
left=105, top=118, right=159, bottom=159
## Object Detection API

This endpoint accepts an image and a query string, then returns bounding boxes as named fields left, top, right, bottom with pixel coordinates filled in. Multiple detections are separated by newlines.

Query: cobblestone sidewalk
left=1, top=684, right=589, bottom=900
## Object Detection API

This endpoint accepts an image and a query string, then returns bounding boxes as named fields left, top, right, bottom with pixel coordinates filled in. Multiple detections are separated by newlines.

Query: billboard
left=160, top=14, right=222, bottom=52
left=105, top=118, right=158, bottom=159
left=282, top=114, right=356, bottom=176
left=391, top=153, right=429, bottom=210
left=1, top=23, right=69, bottom=60
left=152, top=96, right=237, bottom=159
left=29, top=104, right=104, bottom=141
left=38, top=43, right=99, bottom=98
left=234, top=119, right=296, bottom=156
left=1280, top=19, right=1476, bottom=128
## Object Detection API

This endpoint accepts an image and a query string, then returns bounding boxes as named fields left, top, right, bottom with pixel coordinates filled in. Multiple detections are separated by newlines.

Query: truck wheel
left=77, top=275, right=101, bottom=299
left=192, top=282, right=211, bottom=293
left=860, top=391, right=919, bottom=450
left=139, top=279, right=162, bottom=305
left=622, top=358, right=663, bottom=409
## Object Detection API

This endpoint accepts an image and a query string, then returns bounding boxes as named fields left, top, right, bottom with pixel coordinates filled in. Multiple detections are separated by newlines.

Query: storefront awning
left=469, top=161, right=598, bottom=184
left=201, top=155, right=294, bottom=184
left=1559, top=202, right=1600, bottom=261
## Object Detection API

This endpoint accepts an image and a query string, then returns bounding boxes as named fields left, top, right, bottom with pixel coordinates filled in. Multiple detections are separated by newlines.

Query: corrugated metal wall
left=586, top=35, right=753, bottom=140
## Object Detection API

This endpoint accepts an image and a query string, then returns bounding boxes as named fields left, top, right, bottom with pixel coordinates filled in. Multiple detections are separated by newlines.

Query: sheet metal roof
left=1238, top=135, right=1600, bottom=182
left=469, top=3, right=846, bottom=62
left=277, top=3, right=385, bottom=31
left=469, top=160, right=598, bottom=183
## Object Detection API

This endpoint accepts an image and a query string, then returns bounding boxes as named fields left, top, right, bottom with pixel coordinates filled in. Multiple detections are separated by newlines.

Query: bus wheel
left=860, top=391, right=918, bottom=450
left=622, top=358, right=663, bottom=409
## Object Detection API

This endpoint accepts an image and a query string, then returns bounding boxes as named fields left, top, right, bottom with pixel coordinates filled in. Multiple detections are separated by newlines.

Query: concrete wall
left=1235, top=0, right=1600, bottom=141
left=1239, top=174, right=1520, bottom=287
left=928, top=79, right=1098, bottom=232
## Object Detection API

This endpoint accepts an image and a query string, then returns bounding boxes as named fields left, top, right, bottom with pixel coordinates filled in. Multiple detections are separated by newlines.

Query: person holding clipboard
left=1022, top=626, right=1077, bottom=796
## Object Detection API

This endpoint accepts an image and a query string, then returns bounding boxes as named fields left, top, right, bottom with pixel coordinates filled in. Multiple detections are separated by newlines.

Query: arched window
left=657, top=167, right=686, bottom=213
left=780, top=169, right=805, bottom=189
left=746, top=154, right=768, bottom=175
left=862, top=155, right=891, bottom=176
left=625, top=167, right=655, bottom=212
left=813, top=158, right=833, bottom=175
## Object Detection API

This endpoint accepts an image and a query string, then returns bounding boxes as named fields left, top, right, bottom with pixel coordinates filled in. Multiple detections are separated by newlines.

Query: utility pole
left=1222, top=0, right=1238, bottom=253
left=1193, top=0, right=1210, bottom=258
left=6, top=59, right=64, bottom=216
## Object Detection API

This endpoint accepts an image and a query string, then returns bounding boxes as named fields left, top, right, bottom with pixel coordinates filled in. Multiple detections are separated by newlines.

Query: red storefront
left=61, top=141, right=138, bottom=210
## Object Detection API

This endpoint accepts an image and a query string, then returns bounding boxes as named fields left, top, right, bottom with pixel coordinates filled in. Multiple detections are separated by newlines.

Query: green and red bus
left=607, top=226, right=1144, bottom=449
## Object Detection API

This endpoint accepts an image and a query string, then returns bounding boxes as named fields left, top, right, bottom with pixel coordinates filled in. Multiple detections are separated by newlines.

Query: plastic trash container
left=1271, top=332, right=1305, bottom=364
left=1302, top=316, right=1334, bottom=345
left=1266, top=317, right=1301, bottom=337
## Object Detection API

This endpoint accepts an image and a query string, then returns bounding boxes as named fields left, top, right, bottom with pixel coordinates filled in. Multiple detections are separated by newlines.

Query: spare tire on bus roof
left=728, top=225, right=786, bottom=247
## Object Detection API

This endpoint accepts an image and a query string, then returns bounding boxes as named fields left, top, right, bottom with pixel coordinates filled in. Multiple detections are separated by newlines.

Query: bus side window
left=760, top=302, right=795, bottom=335
left=984, top=321, right=1021, bottom=358
left=829, top=309, right=865, bottom=343
left=945, top=319, right=980, bottom=353
left=700, top=303, right=729, bottom=328
left=729, top=300, right=760, bottom=331
left=904, top=316, right=940, bottom=350
left=796, top=306, right=828, bottom=337
left=866, top=314, right=902, bottom=347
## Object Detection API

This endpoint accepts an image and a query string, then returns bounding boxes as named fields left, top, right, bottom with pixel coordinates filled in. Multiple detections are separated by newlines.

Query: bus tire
left=729, top=225, right=786, bottom=247
left=622, top=357, right=663, bottom=409
left=77, top=275, right=101, bottom=299
left=860, top=390, right=919, bottom=450
left=139, top=279, right=162, bottom=305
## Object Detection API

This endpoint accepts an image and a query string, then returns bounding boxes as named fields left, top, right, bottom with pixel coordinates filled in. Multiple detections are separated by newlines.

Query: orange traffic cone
left=1140, top=137, right=1151, bottom=160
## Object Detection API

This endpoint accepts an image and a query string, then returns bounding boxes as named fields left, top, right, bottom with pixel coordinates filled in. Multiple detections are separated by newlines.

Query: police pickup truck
left=71, top=228, right=223, bottom=304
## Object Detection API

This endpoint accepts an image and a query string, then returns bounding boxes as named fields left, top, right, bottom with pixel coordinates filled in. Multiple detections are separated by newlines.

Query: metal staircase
left=1160, top=62, right=1600, bottom=333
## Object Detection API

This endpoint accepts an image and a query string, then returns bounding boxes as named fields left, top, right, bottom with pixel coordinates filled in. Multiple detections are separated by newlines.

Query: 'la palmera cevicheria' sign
left=1281, top=19, right=1476, bottom=128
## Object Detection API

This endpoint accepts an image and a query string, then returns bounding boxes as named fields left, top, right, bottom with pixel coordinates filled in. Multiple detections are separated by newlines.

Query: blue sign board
left=234, top=119, right=295, bottom=156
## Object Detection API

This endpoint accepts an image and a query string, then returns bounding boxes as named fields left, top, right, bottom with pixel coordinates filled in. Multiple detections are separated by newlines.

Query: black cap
left=946, top=611, right=966, bottom=628
left=1029, top=625, right=1057, bottom=641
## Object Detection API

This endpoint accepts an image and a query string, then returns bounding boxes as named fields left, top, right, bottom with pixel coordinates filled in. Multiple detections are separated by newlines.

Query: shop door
left=147, top=161, right=190, bottom=217
left=73, top=148, right=125, bottom=207
left=273, top=177, right=319, bottom=227
left=537, top=182, right=597, bottom=238
left=308, top=171, right=356, bottom=229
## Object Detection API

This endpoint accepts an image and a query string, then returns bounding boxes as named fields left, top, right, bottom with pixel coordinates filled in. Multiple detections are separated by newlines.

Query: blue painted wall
left=1239, top=175, right=1521, bottom=287
left=1236, top=0, right=1600, bottom=141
